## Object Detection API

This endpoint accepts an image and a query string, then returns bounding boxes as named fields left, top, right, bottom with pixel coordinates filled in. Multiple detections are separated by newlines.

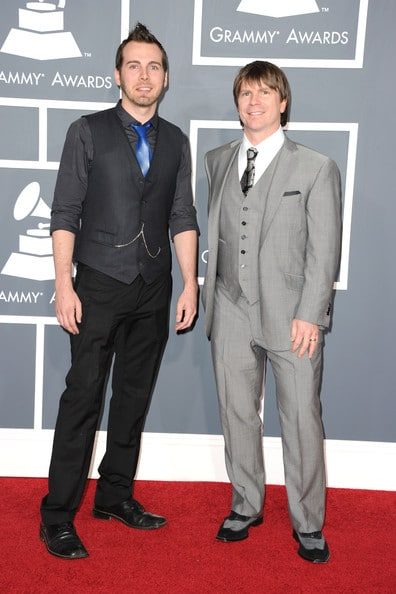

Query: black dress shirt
left=51, top=101, right=199, bottom=240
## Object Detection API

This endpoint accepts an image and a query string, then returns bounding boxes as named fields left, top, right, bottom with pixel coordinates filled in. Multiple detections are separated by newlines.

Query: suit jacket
left=202, top=135, right=342, bottom=350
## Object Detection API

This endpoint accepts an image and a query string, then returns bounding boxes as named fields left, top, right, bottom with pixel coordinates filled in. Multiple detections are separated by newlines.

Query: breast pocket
left=282, top=190, right=301, bottom=197
left=279, top=192, right=305, bottom=230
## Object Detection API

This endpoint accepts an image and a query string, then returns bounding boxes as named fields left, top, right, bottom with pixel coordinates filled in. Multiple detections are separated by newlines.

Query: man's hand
left=52, top=230, right=81, bottom=334
left=290, top=318, right=319, bottom=358
left=55, top=282, right=82, bottom=335
left=175, top=281, right=198, bottom=331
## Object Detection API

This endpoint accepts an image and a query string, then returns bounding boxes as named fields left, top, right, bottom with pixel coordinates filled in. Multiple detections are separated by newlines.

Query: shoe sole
left=297, top=550, right=330, bottom=564
left=215, top=516, right=263, bottom=542
left=39, top=529, right=88, bottom=560
left=216, top=534, right=249, bottom=542
left=92, top=508, right=167, bottom=530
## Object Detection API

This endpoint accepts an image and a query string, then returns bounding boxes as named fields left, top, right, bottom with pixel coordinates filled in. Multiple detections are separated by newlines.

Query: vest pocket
left=90, top=230, right=116, bottom=246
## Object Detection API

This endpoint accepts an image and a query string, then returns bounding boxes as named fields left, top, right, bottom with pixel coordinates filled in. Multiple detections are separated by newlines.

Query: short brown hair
left=115, top=22, right=168, bottom=72
left=233, top=61, right=291, bottom=127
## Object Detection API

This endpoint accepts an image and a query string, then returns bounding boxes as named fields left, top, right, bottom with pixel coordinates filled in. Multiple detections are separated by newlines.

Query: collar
left=115, top=100, right=159, bottom=130
left=241, top=126, right=284, bottom=154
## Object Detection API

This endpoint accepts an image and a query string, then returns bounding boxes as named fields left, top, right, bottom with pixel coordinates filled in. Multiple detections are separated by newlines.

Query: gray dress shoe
left=216, top=511, right=263, bottom=542
left=293, top=530, right=330, bottom=563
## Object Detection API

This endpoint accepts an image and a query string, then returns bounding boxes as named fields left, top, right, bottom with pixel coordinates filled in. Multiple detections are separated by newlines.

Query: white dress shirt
left=238, top=126, right=285, bottom=186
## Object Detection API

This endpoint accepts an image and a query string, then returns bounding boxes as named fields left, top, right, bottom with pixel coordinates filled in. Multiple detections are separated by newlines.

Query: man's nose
left=139, top=68, right=149, bottom=79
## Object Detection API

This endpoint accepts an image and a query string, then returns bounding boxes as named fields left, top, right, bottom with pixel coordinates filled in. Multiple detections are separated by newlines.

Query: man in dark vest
left=40, top=23, right=199, bottom=559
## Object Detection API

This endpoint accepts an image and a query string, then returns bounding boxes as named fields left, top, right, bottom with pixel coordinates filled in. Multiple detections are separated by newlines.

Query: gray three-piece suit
left=202, top=135, right=341, bottom=532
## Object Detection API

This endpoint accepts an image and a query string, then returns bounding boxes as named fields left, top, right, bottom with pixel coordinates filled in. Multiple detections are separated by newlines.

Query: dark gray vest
left=74, top=107, right=184, bottom=283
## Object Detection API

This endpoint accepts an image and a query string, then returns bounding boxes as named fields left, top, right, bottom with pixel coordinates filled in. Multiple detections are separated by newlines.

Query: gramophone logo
left=236, top=0, right=320, bottom=18
left=1, top=0, right=82, bottom=61
left=1, top=182, right=55, bottom=281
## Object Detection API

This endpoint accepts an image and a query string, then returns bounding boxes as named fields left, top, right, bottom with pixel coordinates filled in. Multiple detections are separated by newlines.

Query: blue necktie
left=132, top=122, right=152, bottom=176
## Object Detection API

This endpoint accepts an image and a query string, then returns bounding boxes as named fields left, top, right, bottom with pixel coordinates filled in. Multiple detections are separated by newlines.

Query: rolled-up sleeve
left=50, top=117, right=92, bottom=235
left=168, top=133, right=200, bottom=240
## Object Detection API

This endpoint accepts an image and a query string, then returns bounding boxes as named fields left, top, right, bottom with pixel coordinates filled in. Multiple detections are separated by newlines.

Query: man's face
left=237, top=79, right=287, bottom=141
left=114, top=41, right=167, bottom=112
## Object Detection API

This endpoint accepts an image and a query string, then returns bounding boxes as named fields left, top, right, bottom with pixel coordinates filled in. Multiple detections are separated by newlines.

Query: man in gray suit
left=202, top=61, right=341, bottom=563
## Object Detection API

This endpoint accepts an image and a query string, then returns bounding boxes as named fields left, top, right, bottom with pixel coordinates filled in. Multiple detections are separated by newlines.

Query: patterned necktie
left=132, top=122, right=152, bottom=176
left=240, top=147, right=258, bottom=196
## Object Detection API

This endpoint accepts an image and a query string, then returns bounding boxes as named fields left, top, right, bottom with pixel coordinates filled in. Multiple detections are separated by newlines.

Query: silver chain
left=114, top=223, right=161, bottom=259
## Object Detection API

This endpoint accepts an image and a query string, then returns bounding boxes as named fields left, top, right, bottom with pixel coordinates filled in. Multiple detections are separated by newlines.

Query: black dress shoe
left=93, top=498, right=166, bottom=530
left=293, top=530, right=330, bottom=563
left=216, top=511, right=263, bottom=542
left=40, top=522, right=88, bottom=559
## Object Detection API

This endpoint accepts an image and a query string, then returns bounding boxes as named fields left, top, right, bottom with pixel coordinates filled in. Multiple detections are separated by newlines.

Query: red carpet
left=1, top=479, right=395, bottom=593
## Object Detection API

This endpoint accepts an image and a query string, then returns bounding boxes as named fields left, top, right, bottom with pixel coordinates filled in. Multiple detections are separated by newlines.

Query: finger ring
left=309, top=338, right=317, bottom=342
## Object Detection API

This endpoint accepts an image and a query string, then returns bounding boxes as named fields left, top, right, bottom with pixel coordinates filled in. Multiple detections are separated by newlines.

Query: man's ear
left=114, top=68, right=120, bottom=88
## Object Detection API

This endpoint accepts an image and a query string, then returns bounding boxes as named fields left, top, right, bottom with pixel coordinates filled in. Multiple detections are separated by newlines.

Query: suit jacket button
left=241, top=250, right=246, bottom=254
left=241, top=221, right=246, bottom=225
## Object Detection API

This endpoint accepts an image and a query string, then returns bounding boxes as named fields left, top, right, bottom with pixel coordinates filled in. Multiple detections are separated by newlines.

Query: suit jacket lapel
left=261, top=136, right=297, bottom=241
left=208, top=140, right=240, bottom=246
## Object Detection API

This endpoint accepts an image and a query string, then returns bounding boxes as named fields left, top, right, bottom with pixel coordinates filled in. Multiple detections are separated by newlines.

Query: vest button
left=241, top=221, right=246, bottom=226
left=241, top=235, right=246, bottom=240
left=241, top=264, right=246, bottom=269
left=243, top=207, right=248, bottom=211
left=241, top=250, right=246, bottom=254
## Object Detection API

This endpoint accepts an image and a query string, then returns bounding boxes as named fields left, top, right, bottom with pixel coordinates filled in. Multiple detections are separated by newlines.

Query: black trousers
left=41, top=264, right=171, bottom=524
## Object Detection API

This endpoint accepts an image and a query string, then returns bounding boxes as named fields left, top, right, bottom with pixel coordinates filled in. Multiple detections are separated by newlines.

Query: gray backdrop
left=0, top=0, right=395, bottom=444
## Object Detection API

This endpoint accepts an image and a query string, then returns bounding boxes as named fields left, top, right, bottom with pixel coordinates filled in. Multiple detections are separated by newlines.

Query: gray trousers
left=210, top=282, right=326, bottom=533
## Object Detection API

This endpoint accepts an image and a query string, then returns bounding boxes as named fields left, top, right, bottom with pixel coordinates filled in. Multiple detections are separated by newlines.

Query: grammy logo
left=236, top=0, right=320, bottom=18
left=1, top=182, right=55, bottom=281
left=1, top=0, right=81, bottom=61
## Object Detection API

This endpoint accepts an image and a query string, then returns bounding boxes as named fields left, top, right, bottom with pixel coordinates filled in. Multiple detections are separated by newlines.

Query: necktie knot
left=241, top=147, right=258, bottom=196
left=247, top=147, right=258, bottom=162
left=131, top=122, right=152, bottom=176
left=132, top=121, right=152, bottom=138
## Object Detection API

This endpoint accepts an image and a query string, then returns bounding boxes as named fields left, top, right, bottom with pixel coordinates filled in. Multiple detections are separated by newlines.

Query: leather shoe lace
left=93, top=498, right=166, bottom=530
left=40, top=522, right=88, bottom=559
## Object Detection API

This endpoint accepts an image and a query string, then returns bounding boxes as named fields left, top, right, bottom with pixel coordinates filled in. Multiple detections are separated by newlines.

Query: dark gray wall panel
left=0, top=324, right=35, bottom=428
